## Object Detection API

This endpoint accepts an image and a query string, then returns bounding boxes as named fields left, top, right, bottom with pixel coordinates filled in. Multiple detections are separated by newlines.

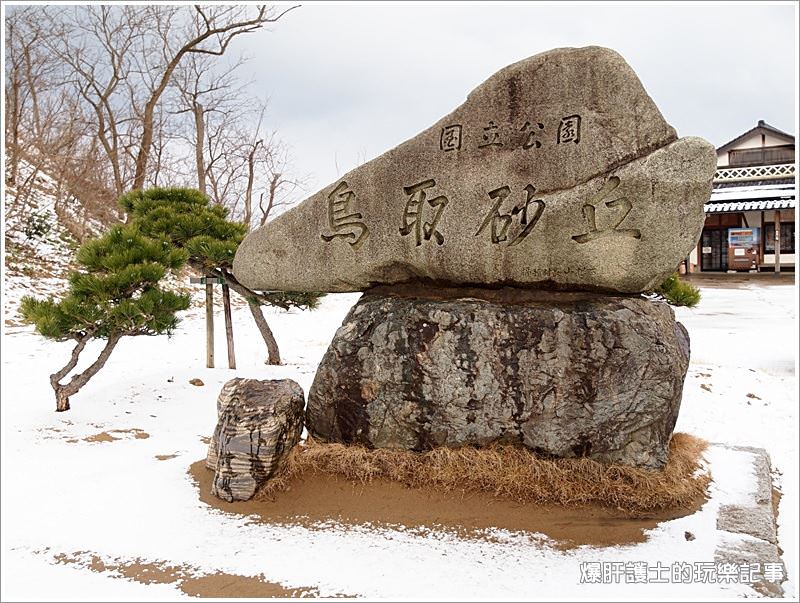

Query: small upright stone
left=209, top=378, right=304, bottom=502
left=206, top=378, right=245, bottom=470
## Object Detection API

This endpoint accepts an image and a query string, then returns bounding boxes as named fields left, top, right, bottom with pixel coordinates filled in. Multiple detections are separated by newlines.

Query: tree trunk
left=222, top=283, right=236, bottom=369
left=243, top=140, right=261, bottom=229
left=54, top=389, right=71, bottom=412
left=133, top=99, right=156, bottom=190
left=49, top=333, right=92, bottom=404
left=193, top=101, right=206, bottom=195
left=50, top=333, right=121, bottom=412
left=248, top=302, right=280, bottom=365
left=22, top=43, right=42, bottom=140
left=259, top=173, right=280, bottom=227
left=6, top=22, right=20, bottom=186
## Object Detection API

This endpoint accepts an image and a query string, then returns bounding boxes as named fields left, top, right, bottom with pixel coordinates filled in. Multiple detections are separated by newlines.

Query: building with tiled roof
left=689, top=120, right=795, bottom=272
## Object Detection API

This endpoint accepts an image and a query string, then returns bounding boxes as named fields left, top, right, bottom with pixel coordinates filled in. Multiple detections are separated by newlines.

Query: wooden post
left=774, top=210, right=781, bottom=274
left=696, top=241, right=702, bottom=273
left=205, top=282, right=214, bottom=368
left=222, top=283, right=236, bottom=370
left=760, top=210, right=765, bottom=270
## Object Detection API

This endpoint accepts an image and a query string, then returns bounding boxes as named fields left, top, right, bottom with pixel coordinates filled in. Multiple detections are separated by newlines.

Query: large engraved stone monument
left=234, top=46, right=716, bottom=469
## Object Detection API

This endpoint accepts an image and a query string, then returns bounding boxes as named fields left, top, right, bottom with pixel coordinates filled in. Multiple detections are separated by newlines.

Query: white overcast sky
left=236, top=1, right=796, bottom=196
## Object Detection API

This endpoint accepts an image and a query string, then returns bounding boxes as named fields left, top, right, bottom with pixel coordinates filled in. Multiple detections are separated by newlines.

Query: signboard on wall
left=728, top=227, right=760, bottom=248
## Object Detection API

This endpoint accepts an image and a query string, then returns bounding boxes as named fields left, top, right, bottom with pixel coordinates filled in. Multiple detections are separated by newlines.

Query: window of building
left=764, top=222, right=795, bottom=254
left=728, top=145, right=795, bottom=166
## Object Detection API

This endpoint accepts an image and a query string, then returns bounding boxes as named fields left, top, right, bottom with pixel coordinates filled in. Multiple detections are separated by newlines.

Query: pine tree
left=655, top=273, right=701, bottom=307
left=119, top=187, right=322, bottom=364
left=20, top=225, right=190, bottom=411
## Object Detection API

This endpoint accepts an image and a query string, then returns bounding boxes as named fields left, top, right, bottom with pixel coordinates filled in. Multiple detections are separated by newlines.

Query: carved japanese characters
left=233, top=46, right=716, bottom=294
left=320, top=181, right=369, bottom=250
left=400, top=179, right=448, bottom=246
left=475, top=184, right=544, bottom=246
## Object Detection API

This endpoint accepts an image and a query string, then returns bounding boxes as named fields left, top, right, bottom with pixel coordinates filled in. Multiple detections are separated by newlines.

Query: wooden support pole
left=774, top=210, right=781, bottom=275
left=222, top=283, right=236, bottom=370
left=696, top=241, right=702, bottom=273
left=205, top=282, right=214, bottom=368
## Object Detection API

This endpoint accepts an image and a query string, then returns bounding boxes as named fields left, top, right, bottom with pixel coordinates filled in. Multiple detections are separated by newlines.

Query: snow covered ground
left=1, top=278, right=797, bottom=599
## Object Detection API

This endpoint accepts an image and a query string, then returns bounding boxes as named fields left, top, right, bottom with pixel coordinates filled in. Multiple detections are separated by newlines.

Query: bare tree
left=172, top=57, right=309, bottom=365
left=5, top=14, right=24, bottom=186
left=39, top=6, right=146, bottom=197
left=243, top=138, right=263, bottom=227
left=256, top=138, right=304, bottom=228
left=11, top=4, right=296, bottom=218
left=7, top=4, right=312, bottom=365
left=172, top=51, right=250, bottom=198
left=130, top=4, right=298, bottom=191
left=236, top=108, right=304, bottom=229
left=5, top=8, right=98, bottom=227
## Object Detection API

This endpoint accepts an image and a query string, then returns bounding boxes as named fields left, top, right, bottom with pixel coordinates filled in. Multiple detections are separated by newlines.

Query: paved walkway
left=684, top=272, right=795, bottom=288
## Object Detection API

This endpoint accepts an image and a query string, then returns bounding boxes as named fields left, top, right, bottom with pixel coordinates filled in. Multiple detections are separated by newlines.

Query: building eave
left=717, top=120, right=795, bottom=155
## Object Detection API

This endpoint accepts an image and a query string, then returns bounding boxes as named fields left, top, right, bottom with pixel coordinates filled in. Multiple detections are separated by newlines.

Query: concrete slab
left=711, top=444, right=785, bottom=597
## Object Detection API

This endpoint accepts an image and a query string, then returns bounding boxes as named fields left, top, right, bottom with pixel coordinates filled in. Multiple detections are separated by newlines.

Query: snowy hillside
left=3, top=161, right=207, bottom=327
left=4, top=162, right=89, bottom=326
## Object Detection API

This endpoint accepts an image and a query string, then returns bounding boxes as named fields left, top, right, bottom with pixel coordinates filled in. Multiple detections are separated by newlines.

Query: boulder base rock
left=209, top=378, right=304, bottom=502
left=306, top=286, right=690, bottom=469
left=234, top=46, right=716, bottom=294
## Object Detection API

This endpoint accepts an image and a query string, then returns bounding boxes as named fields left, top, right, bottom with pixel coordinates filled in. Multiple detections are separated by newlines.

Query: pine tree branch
left=186, top=258, right=294, bottom=310
left=59, top=332, right=123, bottom=397
left=50, top=331, right=93, bottom=387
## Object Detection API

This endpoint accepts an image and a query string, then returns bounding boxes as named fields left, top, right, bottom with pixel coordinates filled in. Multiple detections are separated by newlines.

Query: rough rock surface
left=209, top=378, right=304, bottom=502
left=306, top=286, right=690, bottom=469
left=234, top=46, right=716, bottom=294
left=206, top=378, right=243, bottom=471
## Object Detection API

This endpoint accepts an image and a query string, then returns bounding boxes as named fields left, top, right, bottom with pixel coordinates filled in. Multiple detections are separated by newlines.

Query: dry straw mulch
left=258, top=433, right=710, bottom=515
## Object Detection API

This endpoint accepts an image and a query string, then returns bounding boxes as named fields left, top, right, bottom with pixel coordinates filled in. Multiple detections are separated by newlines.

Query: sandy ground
left=1, top=278, right=797, bottom=599
left=189, top=458, right=704, bottom=549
